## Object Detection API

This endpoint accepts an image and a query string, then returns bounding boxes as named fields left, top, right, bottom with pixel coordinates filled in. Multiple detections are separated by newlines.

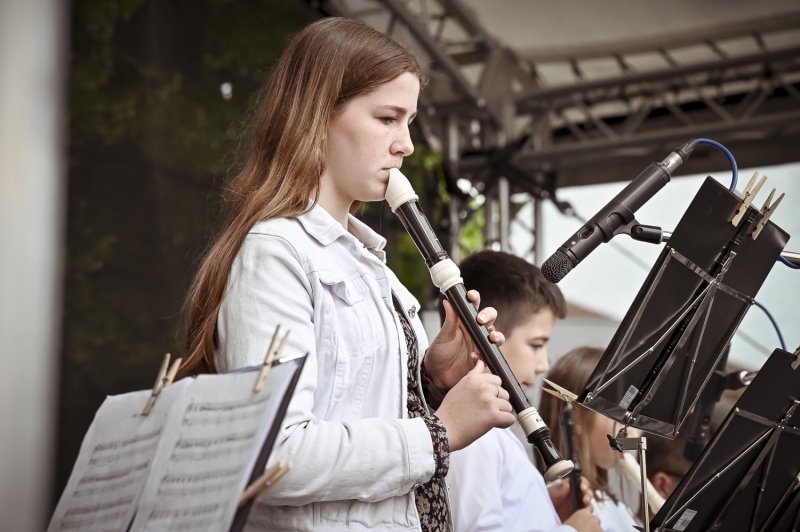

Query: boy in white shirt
left=443, top=251, right=601, bottom=532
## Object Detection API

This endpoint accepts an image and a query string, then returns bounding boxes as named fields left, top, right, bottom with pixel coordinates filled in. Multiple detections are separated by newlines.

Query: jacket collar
left=297, top=203, right=386, bottom=252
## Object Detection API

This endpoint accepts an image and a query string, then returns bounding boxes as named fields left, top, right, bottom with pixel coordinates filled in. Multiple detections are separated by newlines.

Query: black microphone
left=541, top=140, right=697, bottom=284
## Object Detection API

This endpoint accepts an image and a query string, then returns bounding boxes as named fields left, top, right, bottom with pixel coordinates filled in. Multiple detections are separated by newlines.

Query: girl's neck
left=317, top=175, right=353, bottom=229
left=315, top=195, right=351, bottom=230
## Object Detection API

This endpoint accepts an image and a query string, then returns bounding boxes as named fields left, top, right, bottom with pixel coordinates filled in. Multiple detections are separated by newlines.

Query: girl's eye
left=380, top=116, right=396, bottom=124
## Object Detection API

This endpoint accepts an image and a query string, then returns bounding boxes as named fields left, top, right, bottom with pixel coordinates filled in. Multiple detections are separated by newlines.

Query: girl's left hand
left=424, top=290, right=505, bottom=390
left=548, top=476, right=594, bottom=520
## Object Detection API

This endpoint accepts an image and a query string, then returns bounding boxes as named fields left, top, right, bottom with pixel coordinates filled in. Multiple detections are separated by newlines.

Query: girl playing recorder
left=179, top=18, right=512, bottom=531
left=540, top=347, right=640, bottom=532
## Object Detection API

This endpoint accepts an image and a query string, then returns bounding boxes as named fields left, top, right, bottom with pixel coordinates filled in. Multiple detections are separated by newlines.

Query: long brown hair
left=180, top=18, right=425, bottom=376
left=540, top=346, right=620, bottom=502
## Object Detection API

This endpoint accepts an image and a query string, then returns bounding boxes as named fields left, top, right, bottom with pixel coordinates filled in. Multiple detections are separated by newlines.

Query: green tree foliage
left=69, top=0, right=303, bottom=174
left=59, top=0, right=306, bottom=501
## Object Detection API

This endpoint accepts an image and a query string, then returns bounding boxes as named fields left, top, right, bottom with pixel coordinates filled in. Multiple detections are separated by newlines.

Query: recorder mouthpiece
left=386, top=168, right=418, bottom=211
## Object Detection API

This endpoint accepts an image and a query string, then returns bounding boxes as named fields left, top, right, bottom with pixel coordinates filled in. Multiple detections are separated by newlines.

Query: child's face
left=324, top=72, right=419, bottom=204
left=500, top=308, right=555, bottom=392
left=579, top=409, right=625, bottom=470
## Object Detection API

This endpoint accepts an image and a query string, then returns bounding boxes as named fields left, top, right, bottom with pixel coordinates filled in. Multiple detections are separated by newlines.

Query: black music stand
left=650, top=347, right=800, bottom=532
left=577, top=176, right=789, bottom=438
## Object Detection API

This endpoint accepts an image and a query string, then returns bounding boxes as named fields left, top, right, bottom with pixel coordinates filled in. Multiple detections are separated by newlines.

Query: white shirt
left=592, top=492, right=639, bottom=532
left=216, top=205, right=439, bottom=531
left=447, top=428, right=575, bottom=532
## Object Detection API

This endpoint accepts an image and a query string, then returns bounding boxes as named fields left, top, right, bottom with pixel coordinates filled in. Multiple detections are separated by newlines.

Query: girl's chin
left=355, top=194, right=388, bottom=204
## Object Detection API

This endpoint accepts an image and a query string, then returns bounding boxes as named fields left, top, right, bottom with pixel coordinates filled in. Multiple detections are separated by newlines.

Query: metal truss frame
left=294, top=0, right=800, bottom=262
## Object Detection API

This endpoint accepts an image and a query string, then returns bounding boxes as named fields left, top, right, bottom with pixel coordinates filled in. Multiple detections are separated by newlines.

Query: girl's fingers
left=440, top=300, right=459, bottom=333
left=467, top=289, right=481, bottom=309
left=489, top=331, right=505, bottom=345
left=476, top=306, right=496, bottom=325
left=484, top=374, right=502, bottom=386
left=551, top=479, right=569, bottom=498
left=498, top=399, right=512, bottom=413
left=468, top=359, right=485, bottom=374
left=469, top=352, right=492, bottom=373
left=485, top=383, right=510, bottom=401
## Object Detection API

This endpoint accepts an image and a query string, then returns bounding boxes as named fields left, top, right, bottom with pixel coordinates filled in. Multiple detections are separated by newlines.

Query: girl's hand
left=548, top=476, right=594, bottom=520
left=435, top=360, right=514, bottom=451
left=564, top=507, right=602, bottom=532
left=424, top=290, right=505, bottom=389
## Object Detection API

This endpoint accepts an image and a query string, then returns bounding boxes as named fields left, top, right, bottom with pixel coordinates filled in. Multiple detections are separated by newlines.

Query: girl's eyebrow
left=378, top=104, right=418, bottom=120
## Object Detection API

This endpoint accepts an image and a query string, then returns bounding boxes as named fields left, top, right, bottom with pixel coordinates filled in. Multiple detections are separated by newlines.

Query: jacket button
left=409, top=306, right=417, bottom=319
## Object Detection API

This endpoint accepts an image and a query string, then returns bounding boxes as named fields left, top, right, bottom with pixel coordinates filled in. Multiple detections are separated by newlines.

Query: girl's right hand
left=548, top=476, right=594, bottom=520
left=564, top=507, right=602, bottom=532
left=434, top=359, right=515, bottom=451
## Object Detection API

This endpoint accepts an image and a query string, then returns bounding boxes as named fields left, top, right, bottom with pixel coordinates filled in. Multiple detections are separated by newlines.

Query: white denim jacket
left=216, top=204, right=443, bottom=531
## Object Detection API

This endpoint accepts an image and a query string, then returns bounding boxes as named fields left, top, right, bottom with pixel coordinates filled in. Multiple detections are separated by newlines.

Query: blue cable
left=695, top=138, right=799, bottom=271
left=779, top=256, right=800, bottom=269
left=696, top=138, right=738, bottom=192
left=753, top=300, right=787, bottom=351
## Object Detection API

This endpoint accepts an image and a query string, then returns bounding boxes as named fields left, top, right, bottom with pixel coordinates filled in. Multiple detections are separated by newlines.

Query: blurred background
left=2, top=0, right=800, bottom=529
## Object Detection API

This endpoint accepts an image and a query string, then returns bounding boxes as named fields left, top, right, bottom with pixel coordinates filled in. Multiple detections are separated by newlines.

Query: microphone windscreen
left=541, top=250, right=573, bottom=284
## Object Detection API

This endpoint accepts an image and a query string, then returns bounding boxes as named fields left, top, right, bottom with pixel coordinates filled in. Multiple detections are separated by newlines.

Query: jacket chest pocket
left=320, top=273, right=376, bottom=357
left=319, top=273, right=383, bottom=418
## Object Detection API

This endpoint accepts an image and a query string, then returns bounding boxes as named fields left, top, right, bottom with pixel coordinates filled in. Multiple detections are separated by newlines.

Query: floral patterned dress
left=394, top=297, right=450, bottom=531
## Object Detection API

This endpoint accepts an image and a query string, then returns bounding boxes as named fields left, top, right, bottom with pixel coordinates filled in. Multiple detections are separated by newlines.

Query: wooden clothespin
left=142, top=353, right=182, bottom=415
left=238, top=462, right=292, bottom=508
left=253, top=326, right=291, bottom=393
left=751, top=189, right=784, bottom=240
left=542, top=378, right=579, bottom=403
left=731, top=172, right=767, bottom=226
left=540, top=386, right=569, bottom=403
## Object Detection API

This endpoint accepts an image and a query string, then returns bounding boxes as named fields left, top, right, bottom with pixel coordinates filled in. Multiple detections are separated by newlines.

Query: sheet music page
left=48, top=378, right=194, bottom=532
left=129, top=361, right=297, bottom=532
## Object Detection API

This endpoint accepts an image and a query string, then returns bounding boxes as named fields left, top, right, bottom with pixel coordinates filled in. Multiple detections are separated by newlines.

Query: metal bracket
left=607, top=434, right=651, bottom=532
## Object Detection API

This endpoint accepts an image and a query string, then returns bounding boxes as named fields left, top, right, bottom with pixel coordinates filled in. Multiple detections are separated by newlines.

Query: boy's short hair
left=645, top=414, right=697, bottom=480
left=439, top=250, right=567, bottom=332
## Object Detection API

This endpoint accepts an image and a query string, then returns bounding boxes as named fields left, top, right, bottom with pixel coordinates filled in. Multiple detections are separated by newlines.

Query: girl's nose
left=391, top=127, right=414, bottom=156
